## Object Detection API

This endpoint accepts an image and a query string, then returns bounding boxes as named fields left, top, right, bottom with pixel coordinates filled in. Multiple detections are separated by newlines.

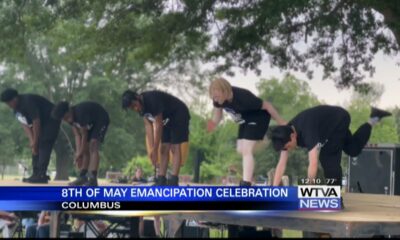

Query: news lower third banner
left=0, top=186, right=341, bottom=211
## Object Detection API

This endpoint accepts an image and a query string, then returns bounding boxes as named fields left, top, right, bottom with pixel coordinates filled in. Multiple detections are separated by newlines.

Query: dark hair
left=52, top=101, right=70, bottom=120
left=270, top=126, right=294, bottom=151
left=121, top=90, right=140, bottom=110
left=0, top=88, right=18, bottom=102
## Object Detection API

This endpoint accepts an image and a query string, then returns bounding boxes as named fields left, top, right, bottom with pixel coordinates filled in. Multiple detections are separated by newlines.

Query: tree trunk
left=1, top=164, right=5, bottom=180
left=54, top=128, right=73, bottom=180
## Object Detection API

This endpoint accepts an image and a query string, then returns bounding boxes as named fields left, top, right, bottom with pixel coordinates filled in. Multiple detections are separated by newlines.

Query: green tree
left=182, top=108, right=240, bottom=183
left=0, top=125, right=16, bottom=180
left=39, top=0, right=400, bottom=89
left=0, top=0, right=206, bottom=179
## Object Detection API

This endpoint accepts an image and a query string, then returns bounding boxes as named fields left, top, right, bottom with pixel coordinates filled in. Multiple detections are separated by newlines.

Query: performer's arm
left=307, top=146, right=319, bottom=183
left=262, top=101, right=287, bottom=125
left=144, top=118, right=154, bottom=150
left=208, top=108, right=223, bottom=132
left=273, top=151, right=289, bottom=186
left=144, top=118, right=158, bottom=167
left=153, top=114, right=163, bottom=152
left=72, top=126, right=81, bottom=153
left=31, top=119, right=41, bottom=154
left=21, top=124, right=34, bottom=146
left=78, top=128, right=88, bottom=156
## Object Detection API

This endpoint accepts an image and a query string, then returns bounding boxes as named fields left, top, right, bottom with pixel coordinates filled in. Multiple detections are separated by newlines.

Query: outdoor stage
left=2, top=180, right=400, bottom=237
left=163, top=192, right=400, bottom=237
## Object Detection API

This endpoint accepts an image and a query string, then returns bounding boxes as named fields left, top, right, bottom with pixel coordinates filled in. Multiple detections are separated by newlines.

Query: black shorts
left=88, top=119, right=110, bottom=143
left=161, top=115, right=190, bottom=144
left=238, top=112, right=270, bottom=141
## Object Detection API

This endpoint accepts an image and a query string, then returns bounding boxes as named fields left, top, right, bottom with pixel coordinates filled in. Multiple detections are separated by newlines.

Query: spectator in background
left=26, top=212, right=70, bottom=238
left=132, top=167, right=147, bottom=184
left=25, top=211, right=50, bottom=238
left=0, top=211, right=16, bottom=220
left=0, top=211, right=17, bottom=238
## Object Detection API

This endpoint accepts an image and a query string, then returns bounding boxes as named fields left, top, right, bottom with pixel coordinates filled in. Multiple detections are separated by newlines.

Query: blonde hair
left=209, top=77, right=233, bottom=101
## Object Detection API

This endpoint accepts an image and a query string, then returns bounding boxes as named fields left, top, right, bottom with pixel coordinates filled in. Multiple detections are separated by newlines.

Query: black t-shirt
left=288, top=105, right=349, bottom=151
left=213, top=86, right=268, bottom=124
left=14, top=94, right=55, bottom=126
left=71, top=102, right=110, bottom=129
left=140, top=90, right=190, bottom=125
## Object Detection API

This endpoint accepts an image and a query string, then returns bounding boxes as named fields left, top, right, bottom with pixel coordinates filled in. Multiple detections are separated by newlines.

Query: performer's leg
left=319, top=151, right=342, bottom=187
left=343, top=124, right=372, bottom=157
left=68, top=147, right=90, bottom=186
left=238, top=117, right=269, bottom=186
left=155, top=124, right=171, bottom=186
left=157, top=143, right=170, bottom=186
left=35, top=119, right=61, bottom=181
left=26, top=140, right=55, bottom=183
left=37, top=140, right=56, bottom=177
left=82, top=146, right=90, bottom=173
left=241, top=139, right=257, bottom=185
left=167, top=117, right=189, bottom=186
left=86, top=139, right=100, bottom=186
left=319, top=150, right=344, bottom=208
left=168, top=144, right=181, bottom=186
left=23, top=154, right=39, bottom=182
left=343, top=106, right=391, bottom=157
left=84, top=122, right=109, bottom=186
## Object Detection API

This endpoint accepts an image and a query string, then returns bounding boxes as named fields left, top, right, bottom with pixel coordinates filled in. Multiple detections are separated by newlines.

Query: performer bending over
left=1, top=89, right=60, bottom=183
left=207, top=77, right=286, bottom=186
left=52, top=101, right=110, bottom=187
left=122, top=90, right=190, bottom=186
left=270, top=105, right=391, bottom=206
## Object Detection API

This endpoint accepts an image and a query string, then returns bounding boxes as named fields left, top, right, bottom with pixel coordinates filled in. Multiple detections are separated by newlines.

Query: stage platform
left=47, top=193, right=400, bottom=238
left=162, top=193, right=400, bottom=237
left=2, top=181, right=400, bottom=237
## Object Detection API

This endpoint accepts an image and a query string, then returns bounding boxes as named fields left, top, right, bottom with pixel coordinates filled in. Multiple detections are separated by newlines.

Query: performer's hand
left=207, top=120, right=217, bottom=132
left=74, top=153, right=83, bottom=169
left=278, top=120, right=288, bottom=126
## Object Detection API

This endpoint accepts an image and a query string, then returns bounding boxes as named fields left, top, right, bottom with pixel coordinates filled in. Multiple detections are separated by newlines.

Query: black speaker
left=348, top=144, right=400, bottom=195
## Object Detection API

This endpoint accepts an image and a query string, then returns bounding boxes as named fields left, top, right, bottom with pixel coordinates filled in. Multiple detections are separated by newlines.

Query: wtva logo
left=298, top=186, right=341, bottom=210
left=298, top=186, right=341, bottom=198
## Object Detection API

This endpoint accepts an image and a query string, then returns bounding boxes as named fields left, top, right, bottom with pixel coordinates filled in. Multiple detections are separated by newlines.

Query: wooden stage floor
left=164, top=193, right=400, bottom=237
left=1, top=180, right=400, bottom=237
